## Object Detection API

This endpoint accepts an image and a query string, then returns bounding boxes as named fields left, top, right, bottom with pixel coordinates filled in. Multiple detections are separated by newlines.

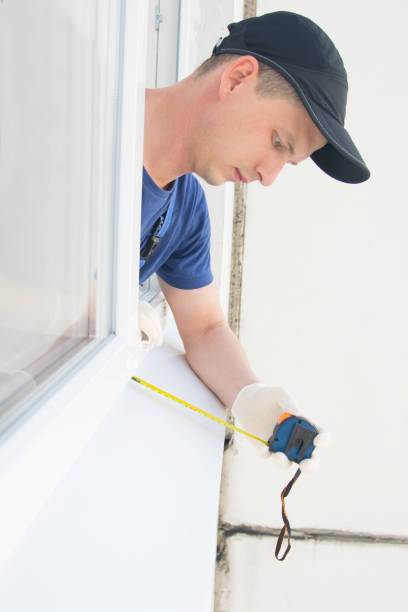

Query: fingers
left=269, top=450, right=320, bottom=473
left=272, top=387, right=299, bottom=416
left=299, top=456, right=320, bottom=473
left=297, top=431, right=330, bottom=473
left=270, top=451, right=292, bottom=469
left=268, top=429, right=329, bottom=473
left=313, top=431, right=331, bottom=449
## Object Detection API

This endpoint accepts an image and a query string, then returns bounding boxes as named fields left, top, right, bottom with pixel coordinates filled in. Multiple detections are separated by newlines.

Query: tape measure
left=131, top=375, right=318, bottom=560
left=269, top=412, right=318, bottom=463
left=131, top=376, right=269, bottom=446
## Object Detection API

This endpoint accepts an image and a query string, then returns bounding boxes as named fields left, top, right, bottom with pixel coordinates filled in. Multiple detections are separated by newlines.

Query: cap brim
left=307, top=99, right=370, bottom=184
left=271, top=61, right=371, bottom=184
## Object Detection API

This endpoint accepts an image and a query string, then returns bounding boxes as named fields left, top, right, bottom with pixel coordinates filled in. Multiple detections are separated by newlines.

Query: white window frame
left=0, top=0, right=244, bottom=570
left=0, top=1, right=148, bottom=568
left=139, top=0, right=181, bottom=307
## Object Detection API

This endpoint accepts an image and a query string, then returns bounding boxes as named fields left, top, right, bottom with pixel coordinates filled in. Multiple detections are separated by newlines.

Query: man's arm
left=158, top=277, right=258, bottom=408
left=158, top=276, right=329, bottom=471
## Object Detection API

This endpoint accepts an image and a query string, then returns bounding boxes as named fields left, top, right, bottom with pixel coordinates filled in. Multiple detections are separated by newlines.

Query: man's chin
left=206, top=178, right=226, bottom=186
left=196, top=168, right=226, bottom=187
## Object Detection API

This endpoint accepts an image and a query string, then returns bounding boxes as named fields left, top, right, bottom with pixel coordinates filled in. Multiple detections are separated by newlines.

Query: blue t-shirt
left=139, top=168, right=213, bottom=290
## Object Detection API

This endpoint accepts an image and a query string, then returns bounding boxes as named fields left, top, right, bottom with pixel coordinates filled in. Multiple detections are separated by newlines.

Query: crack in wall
left=215, top=520, right=408, bottom=610
left=219, top=522, right=408, bottom=546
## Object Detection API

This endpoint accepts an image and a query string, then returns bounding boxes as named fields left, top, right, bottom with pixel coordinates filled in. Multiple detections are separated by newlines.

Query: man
left=141, top=12, right=369, bottom=466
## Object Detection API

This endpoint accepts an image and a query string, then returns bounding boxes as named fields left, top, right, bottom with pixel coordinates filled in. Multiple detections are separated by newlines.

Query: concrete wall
left=218, top=1, right=408, bottom=610
left=225, top=536, right=408, bottom=611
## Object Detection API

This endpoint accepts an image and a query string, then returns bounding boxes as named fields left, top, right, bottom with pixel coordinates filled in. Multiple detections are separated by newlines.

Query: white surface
left=114, top=0, right=147, bottom=342
left=223, top=535, right=408, bottom=612
left=0, top=337, right=140, bottom=568
left=236, top=0, right=408, bottom=535
left=145, top=0, right=180, bottom=89
left=0, top=333, right=225, bottom=611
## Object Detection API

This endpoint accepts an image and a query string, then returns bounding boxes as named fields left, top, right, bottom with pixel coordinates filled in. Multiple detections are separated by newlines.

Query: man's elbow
left=182, top=318, right=231, bottom=355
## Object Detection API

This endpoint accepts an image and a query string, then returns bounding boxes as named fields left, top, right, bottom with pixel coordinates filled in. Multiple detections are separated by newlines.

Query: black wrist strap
left=275, top=468, right=301, bottom=561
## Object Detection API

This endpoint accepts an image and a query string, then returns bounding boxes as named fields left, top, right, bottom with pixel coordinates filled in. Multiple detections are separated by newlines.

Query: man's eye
left=274, top=135, right=283, bottom=149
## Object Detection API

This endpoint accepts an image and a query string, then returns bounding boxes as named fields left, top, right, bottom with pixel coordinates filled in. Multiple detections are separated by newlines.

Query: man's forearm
left=183, top=321, right=259, bottom=408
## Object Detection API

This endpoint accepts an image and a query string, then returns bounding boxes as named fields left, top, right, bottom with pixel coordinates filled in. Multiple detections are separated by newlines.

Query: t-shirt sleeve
left=157, top=181, right=213, bottom=290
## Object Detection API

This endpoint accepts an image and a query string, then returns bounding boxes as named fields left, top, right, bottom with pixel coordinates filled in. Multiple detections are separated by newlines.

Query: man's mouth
left=234, top=168, right=247, bottom=183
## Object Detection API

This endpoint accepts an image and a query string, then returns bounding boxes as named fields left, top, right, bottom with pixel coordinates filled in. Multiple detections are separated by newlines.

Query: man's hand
left=232, top=384, right=330, bottom=472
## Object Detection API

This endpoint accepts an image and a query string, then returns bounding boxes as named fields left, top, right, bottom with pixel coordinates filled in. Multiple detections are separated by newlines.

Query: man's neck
left=143, top=75, right=218, bottom=188
left=143, top=81, right=198, bottom=189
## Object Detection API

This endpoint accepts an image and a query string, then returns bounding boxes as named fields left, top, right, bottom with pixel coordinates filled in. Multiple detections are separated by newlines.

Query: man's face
left=193, top=75, right=327, bottom=187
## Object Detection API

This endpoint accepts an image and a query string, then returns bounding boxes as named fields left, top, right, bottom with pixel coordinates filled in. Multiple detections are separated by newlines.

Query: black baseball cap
left=212, top=11, right=370, bottom=184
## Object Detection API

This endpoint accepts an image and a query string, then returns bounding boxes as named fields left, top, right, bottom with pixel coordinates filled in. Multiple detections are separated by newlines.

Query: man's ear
left=218, top=55, right=259, bottom=100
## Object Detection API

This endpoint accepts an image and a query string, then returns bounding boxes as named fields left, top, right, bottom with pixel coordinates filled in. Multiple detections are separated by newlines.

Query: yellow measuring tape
left=131, top=376, right=268, bottom=446
left=131, top=375, right=307, bottom=561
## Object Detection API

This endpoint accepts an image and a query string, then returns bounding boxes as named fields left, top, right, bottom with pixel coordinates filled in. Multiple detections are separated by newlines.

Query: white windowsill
left=0, top=323, right=225, bottom=611
left=0, top=335, right=148, bottom=568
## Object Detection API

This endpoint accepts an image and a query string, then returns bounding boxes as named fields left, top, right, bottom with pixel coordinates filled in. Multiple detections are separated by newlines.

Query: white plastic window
left=139, top=0, right=180, bottom=304
left=0, top=1, right=123, bottom=432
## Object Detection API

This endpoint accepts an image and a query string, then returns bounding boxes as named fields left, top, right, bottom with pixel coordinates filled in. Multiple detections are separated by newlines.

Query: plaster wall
left=224, top=536, right=408, bottom=612
left=220, top=1, right=408, bottom=609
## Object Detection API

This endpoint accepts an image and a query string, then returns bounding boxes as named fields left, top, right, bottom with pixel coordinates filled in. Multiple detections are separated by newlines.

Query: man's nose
left=256, top=157, right=286, bottom=187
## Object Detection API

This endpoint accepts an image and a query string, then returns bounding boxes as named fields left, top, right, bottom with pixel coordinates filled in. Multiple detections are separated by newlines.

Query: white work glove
left=231, top=384, right=330, bottom=473
left=138, top=299, right=164, bottom=349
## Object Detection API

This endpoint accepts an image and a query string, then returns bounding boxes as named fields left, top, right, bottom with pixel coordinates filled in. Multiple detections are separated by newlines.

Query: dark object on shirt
left=140, top=168, right=213, bottom=290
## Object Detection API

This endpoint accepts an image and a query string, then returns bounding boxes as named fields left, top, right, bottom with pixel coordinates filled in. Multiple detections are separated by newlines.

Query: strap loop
left=275, top=468, right=301, bottom=561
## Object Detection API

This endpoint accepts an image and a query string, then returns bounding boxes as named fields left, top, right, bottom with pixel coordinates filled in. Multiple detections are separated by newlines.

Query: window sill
left=0, top=323, right=226, bottom=606
left=0, top=335, right=147, bottom=567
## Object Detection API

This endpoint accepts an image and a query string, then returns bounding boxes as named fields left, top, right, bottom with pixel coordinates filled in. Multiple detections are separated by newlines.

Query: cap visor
left=307, top=99, right=370, bottom=184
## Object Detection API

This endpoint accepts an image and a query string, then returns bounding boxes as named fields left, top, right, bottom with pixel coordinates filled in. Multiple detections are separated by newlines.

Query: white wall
left=221, top=0, right=408, bottom=609
left=225, top=536, right=408, bottom=612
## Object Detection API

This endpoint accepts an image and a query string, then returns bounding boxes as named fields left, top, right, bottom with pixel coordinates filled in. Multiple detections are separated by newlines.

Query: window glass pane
left=0, top=1, right=122, bottom=428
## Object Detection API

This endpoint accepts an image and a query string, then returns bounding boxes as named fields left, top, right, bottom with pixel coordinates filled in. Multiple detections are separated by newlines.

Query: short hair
left=193, top=53, right=301, bottom=106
